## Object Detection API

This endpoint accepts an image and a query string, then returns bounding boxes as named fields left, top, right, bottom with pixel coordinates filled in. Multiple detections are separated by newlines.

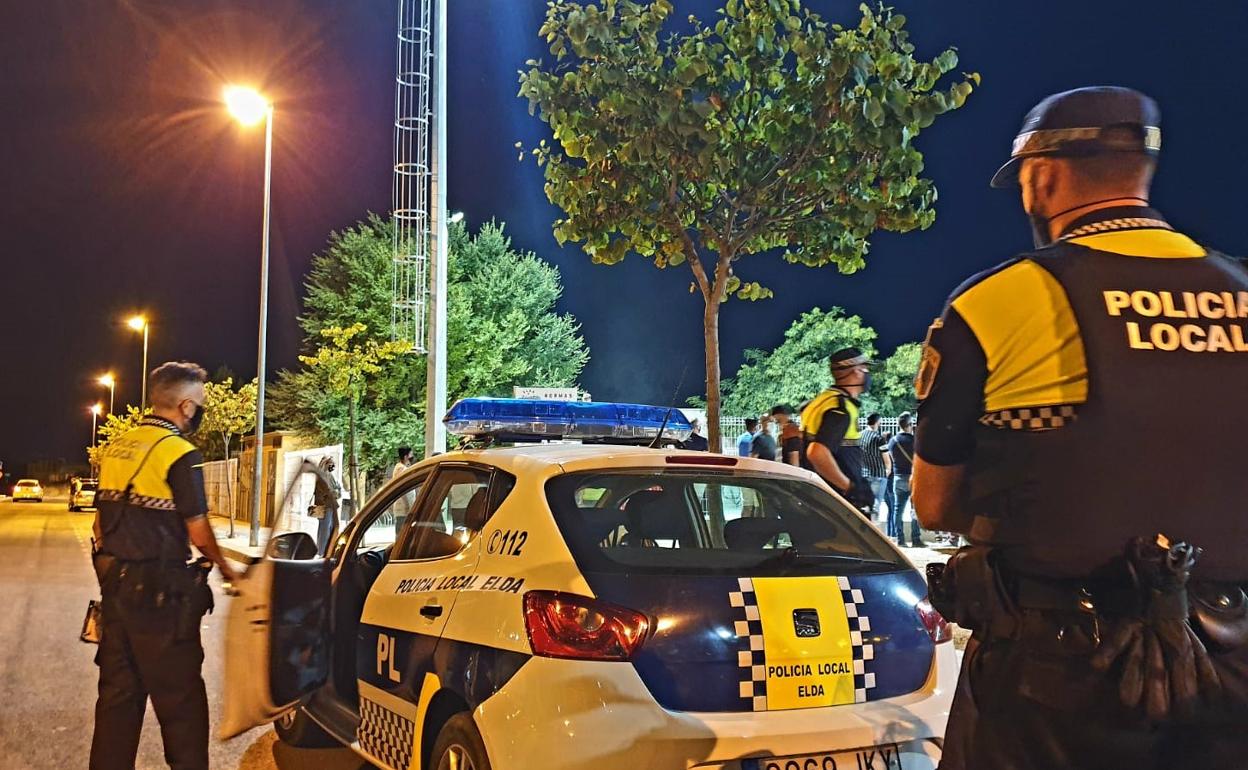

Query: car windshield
left=80, top=482, right=97, bottom=491
left=17, top=481, right=37, bottom=487
left=545, top=469, right=905, bottom=576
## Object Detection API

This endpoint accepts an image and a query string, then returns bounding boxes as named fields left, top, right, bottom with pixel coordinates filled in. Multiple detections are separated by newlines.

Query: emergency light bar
left=444, top=398, right=693, bottom=444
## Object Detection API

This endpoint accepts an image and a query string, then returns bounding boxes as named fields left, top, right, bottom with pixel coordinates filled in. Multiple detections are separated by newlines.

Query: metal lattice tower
left=392, top=0, right=434, bottom=352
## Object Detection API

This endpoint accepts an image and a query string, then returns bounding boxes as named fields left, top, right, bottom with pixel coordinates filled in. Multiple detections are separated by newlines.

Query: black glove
left=843, top=478, right=875, bottom=514
left=1090, top=536, right=1222, bottom=720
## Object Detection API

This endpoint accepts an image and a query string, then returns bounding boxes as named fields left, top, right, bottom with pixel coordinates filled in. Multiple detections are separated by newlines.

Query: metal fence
left=718, top=415, right=901, bottom=453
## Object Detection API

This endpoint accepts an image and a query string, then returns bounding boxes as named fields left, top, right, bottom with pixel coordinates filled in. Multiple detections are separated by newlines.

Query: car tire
left=430, top=713, right=491, bottom=770
left=273, top=707, right=338, bottom=748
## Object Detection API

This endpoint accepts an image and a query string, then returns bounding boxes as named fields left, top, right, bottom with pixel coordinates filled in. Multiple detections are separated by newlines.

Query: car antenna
left=649, top=363, right=688, bottom=449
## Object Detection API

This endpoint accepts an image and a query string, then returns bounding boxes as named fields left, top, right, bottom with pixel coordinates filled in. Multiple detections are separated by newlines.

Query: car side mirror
left=265, top=531, right=319, bottom=561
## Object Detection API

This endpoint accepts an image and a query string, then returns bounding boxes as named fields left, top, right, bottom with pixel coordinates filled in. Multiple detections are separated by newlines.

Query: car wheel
left=69, top=504, right=78, bottom=512
left=273, top=707, right=338, bottom=748
left=430, top=713, right=491, bottom=770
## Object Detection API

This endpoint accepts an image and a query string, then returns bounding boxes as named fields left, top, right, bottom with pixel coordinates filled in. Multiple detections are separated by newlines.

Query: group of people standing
left=732, top=402, right=927, bottom=548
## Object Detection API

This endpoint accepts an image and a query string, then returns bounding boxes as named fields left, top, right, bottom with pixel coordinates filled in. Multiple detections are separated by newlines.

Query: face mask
left=185, top=402, right=205, bottom=435
left=860, top=371, right=873, bottom=392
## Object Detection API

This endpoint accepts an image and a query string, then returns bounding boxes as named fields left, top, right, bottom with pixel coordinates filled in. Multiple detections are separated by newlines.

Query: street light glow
left=126, top=315, right=146, bottom=331
left=98, top=373, right=115, bottom=387
left=448, top=211, right=465, bottom=224
left=90, top=403, right=102, bottom=416
left=224, top=86, right=270, bottom=127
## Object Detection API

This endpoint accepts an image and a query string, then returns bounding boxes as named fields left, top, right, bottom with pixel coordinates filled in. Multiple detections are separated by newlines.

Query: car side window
left=398, top=466, right=493, bottom=561
left=356, top=474, right=428, bottom=554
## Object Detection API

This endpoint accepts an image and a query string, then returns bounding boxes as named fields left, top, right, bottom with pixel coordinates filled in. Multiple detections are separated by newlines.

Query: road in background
left=0, top=500, right=369, bottom=770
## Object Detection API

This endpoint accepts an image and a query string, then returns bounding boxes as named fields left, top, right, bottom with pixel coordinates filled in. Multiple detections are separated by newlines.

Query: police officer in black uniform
left=90, top=362, right=238, bottom=770
left=800, top=347, right=875, bottom=511
left=912, top=87, right=1248, bottom=769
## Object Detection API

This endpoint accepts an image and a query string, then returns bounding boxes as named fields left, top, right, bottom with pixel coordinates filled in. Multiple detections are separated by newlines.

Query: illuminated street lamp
left=97, top=373, right=116, bottom=415
left=90, top=403, right=102, bottom=447
left=226, top=84, right=274, bottom=548
left=126, top=316, right=149, bottom=409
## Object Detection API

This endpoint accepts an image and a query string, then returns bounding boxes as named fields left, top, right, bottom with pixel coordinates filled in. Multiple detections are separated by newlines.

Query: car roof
left=16, top=479, right=38, bottom=484
left=414, top=443, right=823, bottom=483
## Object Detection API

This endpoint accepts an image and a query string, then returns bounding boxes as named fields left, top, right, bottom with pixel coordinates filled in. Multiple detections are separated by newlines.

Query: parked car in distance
left=69, top=479, right=98, bottom=511
left=12, top=479, right=43, bottom=502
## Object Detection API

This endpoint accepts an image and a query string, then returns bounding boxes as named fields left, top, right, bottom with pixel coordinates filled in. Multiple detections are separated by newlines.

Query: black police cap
left=990, top=86, right=1161, bottom=188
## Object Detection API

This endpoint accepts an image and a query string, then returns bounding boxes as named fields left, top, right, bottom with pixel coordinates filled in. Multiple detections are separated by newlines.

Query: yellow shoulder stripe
left=1067, top=229, right=1206, bottom=258
left=800, top=391, right=840, bottom=437
left=951, top=259, right=1088, bottom=412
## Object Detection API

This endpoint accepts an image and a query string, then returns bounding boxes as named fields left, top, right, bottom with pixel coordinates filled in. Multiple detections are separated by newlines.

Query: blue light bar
left=444, top=398, right=693, bottom=444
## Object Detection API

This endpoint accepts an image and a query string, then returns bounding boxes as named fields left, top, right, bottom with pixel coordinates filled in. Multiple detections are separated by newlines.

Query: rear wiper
left=755, top=547, right=897, bottom=570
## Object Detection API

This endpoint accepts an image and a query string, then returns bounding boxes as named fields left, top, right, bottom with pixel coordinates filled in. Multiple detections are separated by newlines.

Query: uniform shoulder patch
left=915, top=318, right=943, bottom=402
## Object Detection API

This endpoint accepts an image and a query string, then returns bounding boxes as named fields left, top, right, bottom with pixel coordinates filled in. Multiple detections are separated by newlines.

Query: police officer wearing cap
left=913, top=87, right=1248, bottom=768
left=90, top=362, right=239, bottom=770
left=800, top=347, right=875, bottom=512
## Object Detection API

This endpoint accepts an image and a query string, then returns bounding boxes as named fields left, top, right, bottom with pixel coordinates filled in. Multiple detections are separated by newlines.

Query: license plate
left=746, top=742, right=905, bottom=770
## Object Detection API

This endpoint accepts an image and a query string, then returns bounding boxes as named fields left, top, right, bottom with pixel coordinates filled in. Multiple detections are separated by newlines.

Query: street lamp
left=97, top=373, right=116, bottom=416
left=90, top=403, right=102, bottom=447
left=226, top=84, right=274, bottom=548
left=126, top=316, right=149, bottom=409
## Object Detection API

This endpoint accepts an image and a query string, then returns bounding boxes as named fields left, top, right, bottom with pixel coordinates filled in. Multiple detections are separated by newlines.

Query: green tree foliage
left=87, top=405, right=151, bottom=469
left=519, top=0, right=975, bottom=448
left=268, top=215, right=588, bottom=487
left=718, top=307, right=876, bottom=416
left=861, top=341, right=921, bottom=416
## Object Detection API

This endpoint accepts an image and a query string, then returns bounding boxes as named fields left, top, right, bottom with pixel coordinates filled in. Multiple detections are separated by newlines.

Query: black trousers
left=940, top=636, right=1248, bottom=770
left=89, top=588, right=208, bottom=770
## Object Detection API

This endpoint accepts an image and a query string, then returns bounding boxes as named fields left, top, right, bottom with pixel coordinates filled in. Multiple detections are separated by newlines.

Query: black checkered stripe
left=1061, top=217, right=1171, bottom=240
left=839, top=576, right=875, bottom=703
left=358, top=695, right=415, bottom=770
left=95, top=488, right=178, bottom=510
left=979, top=404, right=1077, bottom=431
left=730, top=577, right=767, bottom=712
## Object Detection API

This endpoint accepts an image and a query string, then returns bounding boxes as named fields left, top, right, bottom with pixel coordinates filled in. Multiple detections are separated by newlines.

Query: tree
left=519, top=0, right=976, bottom=449
left=862, top=341, right=921, bottom=416
left=718, top=307, right=876, bottom=416
left=268, top=215, right=589, bottom=486
left=298, top=323, right=409, bottom=507
left=199, top=377, right=257, bottom=537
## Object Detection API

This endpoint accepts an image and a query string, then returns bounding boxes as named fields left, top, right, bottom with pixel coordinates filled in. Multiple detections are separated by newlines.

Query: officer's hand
left=218, top=562, right=240, bottom=586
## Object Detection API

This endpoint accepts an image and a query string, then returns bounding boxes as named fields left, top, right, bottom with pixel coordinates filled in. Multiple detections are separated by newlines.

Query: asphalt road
left=0, top=499, right=370, bottom=770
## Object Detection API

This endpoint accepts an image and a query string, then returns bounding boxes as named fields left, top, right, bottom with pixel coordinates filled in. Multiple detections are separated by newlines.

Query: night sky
left=4, top=0, right=1248, bottom=470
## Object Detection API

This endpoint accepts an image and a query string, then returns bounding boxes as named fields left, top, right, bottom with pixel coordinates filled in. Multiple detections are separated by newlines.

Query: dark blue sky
left=3, top=0, right=1247, bottom=466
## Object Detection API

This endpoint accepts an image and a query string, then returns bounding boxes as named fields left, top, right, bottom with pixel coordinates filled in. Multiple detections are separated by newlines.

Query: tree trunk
left=348, top=396, right=360, bottom=510
left=223, top=436, right=235, bottom=539
left=703, top=297, right=722, bottom=452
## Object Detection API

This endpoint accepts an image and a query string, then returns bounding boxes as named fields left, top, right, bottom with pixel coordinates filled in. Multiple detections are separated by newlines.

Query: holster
left=173, top=558, right=215, bottom=642
left=1191, top=582, right=1248, bottom=652
left=926, top=545, right=1017, bottom=637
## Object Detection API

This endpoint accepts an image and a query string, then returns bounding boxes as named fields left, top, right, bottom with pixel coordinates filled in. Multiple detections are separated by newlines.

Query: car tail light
left=915, top=596, right=952, bottom=644
left=523, top=590, right=650, bottom=661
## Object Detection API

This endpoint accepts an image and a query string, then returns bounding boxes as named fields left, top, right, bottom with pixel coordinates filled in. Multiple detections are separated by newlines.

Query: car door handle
left=420, top=603, right=443, bottom=619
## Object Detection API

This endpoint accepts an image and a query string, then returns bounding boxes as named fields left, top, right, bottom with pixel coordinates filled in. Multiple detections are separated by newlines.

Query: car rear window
left=81, top=482, right=97, bottom=491
left=545, top=470, right=905, bottom=576
left=17, top=481, right=37, bottom=487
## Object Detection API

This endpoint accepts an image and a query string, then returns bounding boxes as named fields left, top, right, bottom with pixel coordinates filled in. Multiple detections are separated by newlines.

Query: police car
left=221, top=399, right=956, bottom=770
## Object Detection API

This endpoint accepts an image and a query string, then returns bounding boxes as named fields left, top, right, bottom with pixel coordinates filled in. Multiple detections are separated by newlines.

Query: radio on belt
left=443, top=397, right=693, bottom=444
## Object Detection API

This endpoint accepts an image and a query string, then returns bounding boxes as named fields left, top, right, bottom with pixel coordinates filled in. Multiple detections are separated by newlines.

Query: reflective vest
left=97, top=418, right=198, bottom=562
left=965, top=230, right=1248, bottom=580
left=800, top=388, right=864, bottom=479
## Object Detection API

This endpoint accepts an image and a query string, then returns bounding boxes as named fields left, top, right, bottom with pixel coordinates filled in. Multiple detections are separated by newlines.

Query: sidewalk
left=210, top=514, right=269, bottom=564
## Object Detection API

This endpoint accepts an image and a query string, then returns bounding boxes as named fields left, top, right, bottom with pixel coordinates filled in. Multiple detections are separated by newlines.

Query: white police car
left=221, top=399, right=956, bottom=770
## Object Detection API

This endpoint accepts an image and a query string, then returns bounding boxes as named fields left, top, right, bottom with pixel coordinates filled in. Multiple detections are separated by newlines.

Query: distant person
left=751, top=414, right=778, bottom=461
left=305, top=455, right=342, bottom=555
left=887, top=412, right=921, bottom=547
left=736, top=418, right=758, bottom=457
left=392, top=446, right=414, bottom=480
left=771, top=405, right=803, bottom=466
left=800, top=348, right=875, bottom=513
left=390, top=446, right=416, bottom=531
left=90, top=361, right=237, bottom=770
left=682, top=418, right=709, bottom=451
left=859, top=413, right=892, bottom=523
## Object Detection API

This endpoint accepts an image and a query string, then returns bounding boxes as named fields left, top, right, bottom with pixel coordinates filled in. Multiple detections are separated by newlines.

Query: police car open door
left=218, top=534, right=332, bottom=739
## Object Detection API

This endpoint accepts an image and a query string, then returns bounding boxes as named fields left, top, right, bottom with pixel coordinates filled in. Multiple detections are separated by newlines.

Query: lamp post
left=126, top=316, right=149, bottom=409
left=226, top=84, right=274, bottom=548
left=90, top=403, right=102, bottom=447
left=97, top=373, right=116, bottom=416
left=424, top=0, right=451, bottom=457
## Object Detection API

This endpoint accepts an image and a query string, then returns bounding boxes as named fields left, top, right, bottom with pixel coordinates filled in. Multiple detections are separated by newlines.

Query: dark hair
left=898, top=411, right=913, bottom=430
left=744, top=418, right=759, bottom=432
left=866, top=413, right=881, bottom=426
left=397, top=446, right=412, bottom=460
left=770, top=404, right=793, bottom=416
left=148, top=361, right=208, bottom=408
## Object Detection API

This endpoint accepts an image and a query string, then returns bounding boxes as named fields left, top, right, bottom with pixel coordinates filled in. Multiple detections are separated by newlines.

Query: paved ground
left=0, top=499, right=369, bottom=769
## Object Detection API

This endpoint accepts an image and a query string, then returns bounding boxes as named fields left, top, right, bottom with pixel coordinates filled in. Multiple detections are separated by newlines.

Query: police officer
left=90, top=362, right=238, bottom=770
left=913, top=87, right=1248, bottom=768
left=800, top=347, right=874, bottom=511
